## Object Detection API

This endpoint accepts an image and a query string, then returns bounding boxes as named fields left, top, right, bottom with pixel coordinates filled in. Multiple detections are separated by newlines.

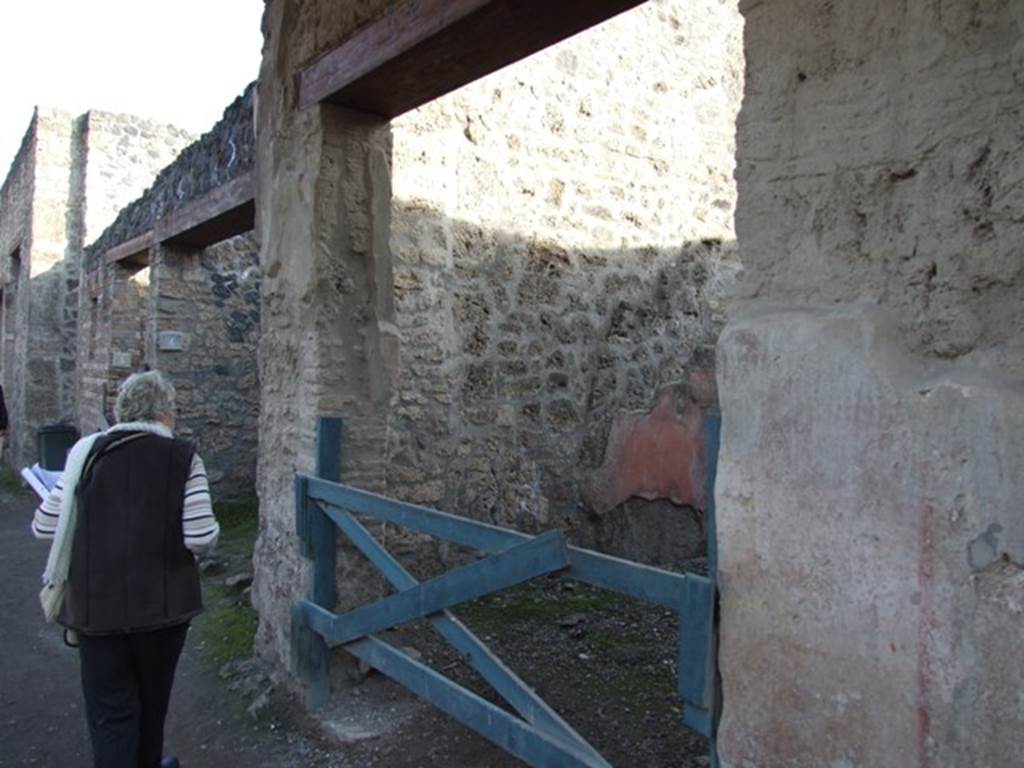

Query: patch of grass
left=213, top=497, right=259, bottom=557
left=0, top=466, right=28, bottom=495
left=194, top=583, right=259, bottom=666
left=214, top=496, right=259, bottom=535
left=191, top=495, right=260, bottom=666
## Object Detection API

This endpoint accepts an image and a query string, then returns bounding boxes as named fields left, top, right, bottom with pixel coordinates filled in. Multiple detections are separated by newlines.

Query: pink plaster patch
left=583, top=391, right=706, bottom=515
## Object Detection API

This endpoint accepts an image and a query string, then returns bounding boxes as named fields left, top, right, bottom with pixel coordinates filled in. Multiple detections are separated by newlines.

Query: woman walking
left=32, top=370, right=220, bottom=768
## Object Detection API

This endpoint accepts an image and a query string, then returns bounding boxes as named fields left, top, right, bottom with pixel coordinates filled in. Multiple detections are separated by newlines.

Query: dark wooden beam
left=105, top=231, right=153, bottom=265
left=299, top=0, right=648, bottom=117
left=156, top=171, right=256, bottom=248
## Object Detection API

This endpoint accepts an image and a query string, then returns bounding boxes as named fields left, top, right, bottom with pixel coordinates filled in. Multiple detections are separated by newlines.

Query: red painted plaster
left=583, top=390, right=706, bottom=515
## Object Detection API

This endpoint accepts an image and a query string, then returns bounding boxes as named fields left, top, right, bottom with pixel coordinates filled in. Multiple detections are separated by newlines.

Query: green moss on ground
left=194, top=582, right=259, bottom=666
left=456, top=580, right=624, bottom=631
left=585, top=629, right=678, bottom=704
left=0, top=466, right=28, bottom=495
left=212, top=497, right=259, bottom=553
left=456, top=579, right=679, bottom=724
left=192, top=496, right=260, bottom=666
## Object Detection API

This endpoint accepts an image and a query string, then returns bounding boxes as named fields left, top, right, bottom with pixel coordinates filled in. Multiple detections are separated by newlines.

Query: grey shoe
left=160, top=757, right=180, bottom=768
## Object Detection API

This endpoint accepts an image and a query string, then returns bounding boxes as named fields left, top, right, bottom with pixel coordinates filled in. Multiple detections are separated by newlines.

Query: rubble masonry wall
left=0, top=115, right=39, bottom=467
left=147, top=235, right=261, bottom=499
left=80, top=90, right=258, bottom=499
left=0, top=108, right=190, bottom=467
left=254, top=0, right=743, bottom=670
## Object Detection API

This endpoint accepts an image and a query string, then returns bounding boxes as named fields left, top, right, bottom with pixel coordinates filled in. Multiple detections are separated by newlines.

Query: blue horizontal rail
left=303, top=474, right=691, bottom=609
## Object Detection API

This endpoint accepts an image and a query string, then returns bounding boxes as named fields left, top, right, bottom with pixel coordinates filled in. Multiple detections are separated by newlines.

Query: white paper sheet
left=20, top=464, right=61, bottom=500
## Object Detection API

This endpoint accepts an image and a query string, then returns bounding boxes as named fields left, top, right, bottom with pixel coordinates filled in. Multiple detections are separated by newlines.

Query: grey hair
left=114, top=370, right=176, bottom=424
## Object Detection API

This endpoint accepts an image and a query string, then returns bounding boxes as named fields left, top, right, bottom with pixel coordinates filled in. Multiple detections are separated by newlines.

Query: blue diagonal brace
left=346, top=636, right=607, bottom=768
left=320, top=503, right=610, bottom=767
left=302, top=530, right=569, bottom=645
left=304, top=475, right=690, bottom=607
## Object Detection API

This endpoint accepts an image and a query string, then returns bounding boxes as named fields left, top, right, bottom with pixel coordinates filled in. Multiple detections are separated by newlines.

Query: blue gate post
left=704, top=413, right=721, bottom=768
left=293, top=416, right=343, bottom=708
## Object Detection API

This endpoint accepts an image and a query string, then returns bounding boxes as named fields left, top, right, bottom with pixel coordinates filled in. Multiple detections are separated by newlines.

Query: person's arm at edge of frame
left=32, top=481, right=63, bottom=540
left=183, top=453, right=220, bottom=554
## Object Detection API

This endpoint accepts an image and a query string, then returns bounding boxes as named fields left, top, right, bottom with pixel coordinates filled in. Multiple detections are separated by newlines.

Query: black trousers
left=77, top=622, right=189, bottom=768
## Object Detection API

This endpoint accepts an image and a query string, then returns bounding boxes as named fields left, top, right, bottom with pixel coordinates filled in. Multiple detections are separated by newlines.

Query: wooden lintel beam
left=155, top=171, right=256, bottom=248
left=105, top=231, right=154, bottom=265
left=299, top=0, right=648, bottom=117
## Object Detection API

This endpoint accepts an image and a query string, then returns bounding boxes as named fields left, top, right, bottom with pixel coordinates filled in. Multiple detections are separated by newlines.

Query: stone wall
left=67, top=112, right=194, bottom=428
left=254, top=0, right=743, bottom=671
left=77, top=260, right=150, bottom=434
left=77, top=233, right=261, bottom=500
left=0, top=118, right=37, bottom=466
left=77, top=86, right=259, bottom=498
left=147, top=235, right=261, bottom=499
left=716, top=1, right=1024, bottom=765
left=0, top=107, right=192, bottom=467
left=255, top=0, right=409, bottom=670
left=86, top=86, right=255, bottom=260
left=20, top=109, right=79, bottom=468
left=384, top=0, right=741, bottom=562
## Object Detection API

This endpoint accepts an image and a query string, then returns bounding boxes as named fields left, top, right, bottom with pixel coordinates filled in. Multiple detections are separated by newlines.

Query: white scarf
left=39, top=420, right=173, bottom=621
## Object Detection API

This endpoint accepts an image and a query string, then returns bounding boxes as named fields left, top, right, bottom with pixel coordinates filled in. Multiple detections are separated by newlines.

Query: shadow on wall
left=369, top=199, right=740, bottom=572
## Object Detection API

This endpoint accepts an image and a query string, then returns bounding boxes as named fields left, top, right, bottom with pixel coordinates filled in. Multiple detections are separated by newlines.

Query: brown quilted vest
left=60, top=432, right=203, bottom=635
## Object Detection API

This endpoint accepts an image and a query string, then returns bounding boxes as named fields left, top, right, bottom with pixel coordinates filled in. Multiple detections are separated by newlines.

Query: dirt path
left=1, top=475, right=709, bottom=768
left=0, top=480, right=346, bottom=768
left=0, top=476, right=526, bottom=768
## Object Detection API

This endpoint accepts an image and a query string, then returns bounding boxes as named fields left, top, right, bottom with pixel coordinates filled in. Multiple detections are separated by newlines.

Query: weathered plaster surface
left=716, top=304, right=1024, bottom=768
left=735, top=0, right=1024, bottom=376
left=719, top=3, right=1024, bottom=762
left=582, top=390, right=707, bottom=517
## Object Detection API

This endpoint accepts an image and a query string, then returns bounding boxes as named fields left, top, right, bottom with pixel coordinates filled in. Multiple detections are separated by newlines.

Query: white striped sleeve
left=32, top=482, right=64, bottom=540
left=183, top=454, right=219, bottom=553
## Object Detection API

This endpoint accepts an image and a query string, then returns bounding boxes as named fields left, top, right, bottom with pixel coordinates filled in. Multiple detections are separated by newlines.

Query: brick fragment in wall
left=582, top=389, right=707, bottom=516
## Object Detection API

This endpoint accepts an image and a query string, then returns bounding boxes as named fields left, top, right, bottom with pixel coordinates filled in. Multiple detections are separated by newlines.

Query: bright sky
left=1, top=0, right=264, bottom=175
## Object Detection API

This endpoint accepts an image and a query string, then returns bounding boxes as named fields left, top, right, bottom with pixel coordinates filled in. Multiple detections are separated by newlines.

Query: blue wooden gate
left=292, top=416, right=721, bottom=767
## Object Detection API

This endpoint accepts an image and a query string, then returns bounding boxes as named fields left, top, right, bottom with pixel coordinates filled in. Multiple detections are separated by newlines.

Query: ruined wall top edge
left=85, top=83, right=257, bottom=262
left=0, top=110, right=42, bottom=208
